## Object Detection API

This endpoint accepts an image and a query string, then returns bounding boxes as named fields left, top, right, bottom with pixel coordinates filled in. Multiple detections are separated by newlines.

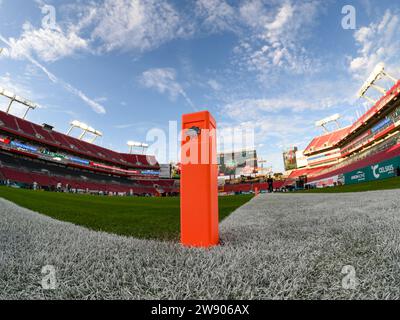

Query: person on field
left=267, top=176, right=274, bottom=193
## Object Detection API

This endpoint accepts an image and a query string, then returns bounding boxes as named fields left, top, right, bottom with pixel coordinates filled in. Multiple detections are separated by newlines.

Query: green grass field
left=299, top=176, right=400, bottom=193
left=0, top=186, right=252, bottom=240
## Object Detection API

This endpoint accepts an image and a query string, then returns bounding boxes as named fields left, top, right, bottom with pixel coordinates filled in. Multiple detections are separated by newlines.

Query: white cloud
left=208, top=79, right=222, bottom=91
left=91, top=0, right=190, bottom=53
left=218, top=114, right=315, bottom=171
left=239, top=0, right=269, bottom=29
left=0, top=73, right=39, bottom=117
left=264, top=2, right=294, bottom=39
left=0, top=73, right=33, bottom=99
left=3, top=0, right=191, bottom=61
left=0, top=34, right=106, bottom=114
left=4, top=23, right=88, bottom=62
left=222, top=97, right=331, bottom=120
left=140, top=68, right=196, bottom=110
left=196, top=0, right=237, bottom=33
left=234, top=0, right=321, bottom=77
left=349, top=10, right=400, bottom=79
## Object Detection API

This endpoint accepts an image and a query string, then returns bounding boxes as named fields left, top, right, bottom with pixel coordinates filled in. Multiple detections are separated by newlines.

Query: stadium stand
left=221, top=180, right=285, bottom=193
left=0, top=111, right=178, bottom=195
left=284, top=76, right=400, bottom=188
left=304, top=126, right=351, bottom=156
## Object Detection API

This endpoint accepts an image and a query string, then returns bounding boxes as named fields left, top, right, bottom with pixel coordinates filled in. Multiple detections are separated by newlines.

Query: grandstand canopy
left=304, top=126, right=351, bottom=156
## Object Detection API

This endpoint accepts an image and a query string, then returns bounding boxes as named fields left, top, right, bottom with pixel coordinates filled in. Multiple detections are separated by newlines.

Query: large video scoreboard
left=218, top=150, right=258, bottom=176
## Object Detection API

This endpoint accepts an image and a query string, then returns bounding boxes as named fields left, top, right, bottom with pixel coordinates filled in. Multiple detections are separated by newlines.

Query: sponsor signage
left=141, top=170, right=159, bottom=176
left=41, top=149, right=66, bottom=159
left=0, top=138, right=10, bottom=144
left=344, top=156, right=400, bottom=185
left=10, top=141, right=37, bottom=152
left=371, top=117, right=392, bottom=134
left=69, top=157, right=90, bottom=165
left=0, top=137, right=10, bottom=144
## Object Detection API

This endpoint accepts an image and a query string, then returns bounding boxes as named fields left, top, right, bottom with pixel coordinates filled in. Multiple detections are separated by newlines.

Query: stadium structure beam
left=370, top=84, right=387, bottom=95
left=357, top=62, right=399, bottom=104
left=67, top=120, right=102, bottom=142
left=6, top=98, right=14, bottom=113
left=382, top=70, right=397, bottom=83
left=127, top=141, right=149, bottom=154
left=315, top=113, right=341, bottom=133
left=0, top=87, right=37, bottom=119
left=363, top=95, right=378, bottom=104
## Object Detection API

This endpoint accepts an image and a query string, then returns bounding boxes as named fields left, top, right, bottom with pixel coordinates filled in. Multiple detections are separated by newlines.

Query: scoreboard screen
left=217, top=150, right=257, bottom=176
left=283, top=147, right=298, bottom=171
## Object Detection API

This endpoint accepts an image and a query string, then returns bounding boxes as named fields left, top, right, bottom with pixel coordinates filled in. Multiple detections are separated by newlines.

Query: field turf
left=299, top=176, right=400, bottom=193
left=0, top=186, right=252, bottom=240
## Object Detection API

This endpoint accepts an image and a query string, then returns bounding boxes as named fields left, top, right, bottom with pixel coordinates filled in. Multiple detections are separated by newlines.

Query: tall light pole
left=357, top=62, right=398, bottom=104
left=67, top=120, right=102, bottom=143
left=127, top=141, right=149, bottom=154
left=0, top=87, right=37, bottom=119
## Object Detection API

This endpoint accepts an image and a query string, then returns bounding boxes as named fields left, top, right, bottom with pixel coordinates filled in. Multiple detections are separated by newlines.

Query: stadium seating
left=308, top=141, right=400, bottom=183
left=304, top=126, right=350, bottom=155
left=222, top=181, right=284, bottom=193
left=0, top=111, right=19, bottom=131
left=0, top=110, right=159, bottom=169
left=0, top=151, right=178, bottom=195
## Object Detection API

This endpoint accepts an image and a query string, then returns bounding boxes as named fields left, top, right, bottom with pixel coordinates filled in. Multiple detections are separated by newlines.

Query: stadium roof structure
left=357, top=62, right=397, bottom=104
left=304, top=126, right=351, bottom=156
left=67, top=120, right=103, bottom=143
left=338, top=79, right=400, bottom=146
left=127, top=141, right=149, bottom=155
left=0, top=87, right=37, bottom=119
left=305, top=64, right=400, bottom=156
left=0, top=110, right=159, bottom=171
left=315, top=113, right=341, bottom=133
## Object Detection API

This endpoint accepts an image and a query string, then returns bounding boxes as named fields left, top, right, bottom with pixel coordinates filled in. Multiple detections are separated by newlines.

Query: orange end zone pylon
left=180, top=111, right=219, bottom=248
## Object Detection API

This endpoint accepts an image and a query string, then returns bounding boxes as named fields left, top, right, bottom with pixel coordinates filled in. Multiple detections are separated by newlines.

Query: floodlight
left=127, top=141, right=141, bottom=147
left=67, top=120, right=102, bottom=142
left=0, top=86, right=37, bottom=119
left=357, top=62, right=399, bottom=103
left=127, top=141, right=149, bottom=154
left=357, top=63, right=385, bottom=98
left=315, top=113, right=341, bottom=133
left=315, top=113, right=340, bottom=127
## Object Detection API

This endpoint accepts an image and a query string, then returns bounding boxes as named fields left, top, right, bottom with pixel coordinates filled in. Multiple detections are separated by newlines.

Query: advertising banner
left=344, top=156, right=400, bottom=185
left=282, top=147, right=297, bottom=171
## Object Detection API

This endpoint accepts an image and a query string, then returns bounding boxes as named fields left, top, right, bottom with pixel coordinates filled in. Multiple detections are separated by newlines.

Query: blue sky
left=0, top=0, right=399, bottom=171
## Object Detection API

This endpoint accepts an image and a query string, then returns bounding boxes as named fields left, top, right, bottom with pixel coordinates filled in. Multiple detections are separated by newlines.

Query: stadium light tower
left=67, top=120, right=102, bottom=143
left=0, top=87, right=37, bottom=119
left=315, top=113, right=341, bottom=133
left=357, top=62, right=398, bottom=104
left=127, top=141, right=149, bottom=154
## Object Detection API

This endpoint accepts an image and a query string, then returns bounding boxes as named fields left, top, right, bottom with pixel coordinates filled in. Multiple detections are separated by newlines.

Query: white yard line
left=1, top=190, right=400, bottom=299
